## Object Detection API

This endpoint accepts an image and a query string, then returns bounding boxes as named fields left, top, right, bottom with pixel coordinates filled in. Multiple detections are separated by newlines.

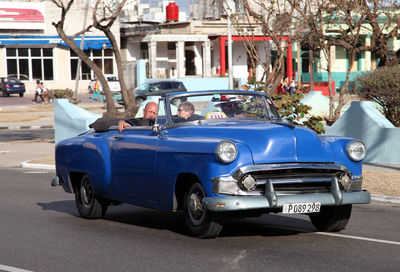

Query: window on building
left=140, top=43, right=149, bottom=59
left=167, top=42, right=176, bottom=50
left=70, top=48, right=115, bottom=80
left=6, top=48, right=54, bottom=81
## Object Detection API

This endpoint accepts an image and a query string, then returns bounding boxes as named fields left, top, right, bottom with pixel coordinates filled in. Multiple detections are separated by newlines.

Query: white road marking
left=315, top=232, right=400, bottom=246
left=0, top=151, right=10, bottom=154
left=0, top=264, right=33, bottom=272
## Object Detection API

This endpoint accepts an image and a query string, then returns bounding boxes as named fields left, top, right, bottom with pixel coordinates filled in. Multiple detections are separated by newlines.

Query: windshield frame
left=162, top=90, right=281, bottom=128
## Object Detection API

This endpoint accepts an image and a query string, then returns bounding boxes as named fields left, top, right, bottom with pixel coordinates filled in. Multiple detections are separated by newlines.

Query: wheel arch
left=68, top=171, right=86, bottom=193
left=174, top=173, right=201, bottom=211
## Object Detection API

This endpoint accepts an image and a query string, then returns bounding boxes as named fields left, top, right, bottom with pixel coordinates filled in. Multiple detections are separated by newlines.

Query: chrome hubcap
left=188, top=187, right=205, bottom=226
left=80, top=179, right=93, bottom=208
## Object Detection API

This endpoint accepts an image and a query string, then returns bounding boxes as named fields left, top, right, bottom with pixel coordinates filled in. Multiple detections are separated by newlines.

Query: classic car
left=52, top=90, right=370, bottom=238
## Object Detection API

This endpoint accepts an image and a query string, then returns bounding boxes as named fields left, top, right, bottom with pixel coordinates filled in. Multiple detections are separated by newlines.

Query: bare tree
left=359, top=0, right=400, bottom=67
left=51, top=0, right=136, bottom=118
left=296, top=0, right=367, bottom=122
left=225, top=0, right=306, bottom=93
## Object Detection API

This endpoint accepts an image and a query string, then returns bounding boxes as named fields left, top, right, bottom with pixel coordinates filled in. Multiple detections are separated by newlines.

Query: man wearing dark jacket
left=118, top=101, right=158, bottom=131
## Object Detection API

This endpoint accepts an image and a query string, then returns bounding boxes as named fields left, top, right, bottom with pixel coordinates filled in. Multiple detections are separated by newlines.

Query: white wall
left=194, top=43, right=203, bottom=75
left=126, top=43, right=141, bottom=61
left=156, top=42, right=169, bottom=78
left=232, top=42, right=248, bottom=79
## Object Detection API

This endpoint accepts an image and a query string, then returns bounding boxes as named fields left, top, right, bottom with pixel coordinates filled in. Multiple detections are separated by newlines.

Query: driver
left=118, top=101, right=158, bottom=131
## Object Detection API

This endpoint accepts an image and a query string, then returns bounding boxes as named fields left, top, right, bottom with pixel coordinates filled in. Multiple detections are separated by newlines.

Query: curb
left=0, top=125, right=53, bottom=130
left=371, top=194, right=400, bottom=204
left=21, top=161, right=55, bottom=170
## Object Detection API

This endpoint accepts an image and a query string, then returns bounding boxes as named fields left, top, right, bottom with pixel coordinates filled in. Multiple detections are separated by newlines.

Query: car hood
left=180, top=121, right=334, bottom=164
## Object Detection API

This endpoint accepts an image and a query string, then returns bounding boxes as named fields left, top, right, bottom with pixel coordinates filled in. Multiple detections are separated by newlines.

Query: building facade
left=0, top=0, right=119, bottom=93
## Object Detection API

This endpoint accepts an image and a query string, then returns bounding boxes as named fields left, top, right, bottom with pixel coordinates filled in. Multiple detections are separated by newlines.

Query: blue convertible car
left=52, top=90, right=370, bottom=238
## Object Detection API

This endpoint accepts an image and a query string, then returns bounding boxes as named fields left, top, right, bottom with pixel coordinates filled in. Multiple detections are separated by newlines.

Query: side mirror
left=152, top=123, right=161, bottom=134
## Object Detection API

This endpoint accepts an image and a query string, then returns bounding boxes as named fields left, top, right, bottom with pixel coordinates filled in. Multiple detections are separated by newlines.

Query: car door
left=109, top=128, right=158, bottom=204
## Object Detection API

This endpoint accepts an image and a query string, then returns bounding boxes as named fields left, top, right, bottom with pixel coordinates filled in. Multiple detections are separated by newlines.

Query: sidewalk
left=0, top=98, right=399, bottom=204
left=0, top=94, right=104, bottom=130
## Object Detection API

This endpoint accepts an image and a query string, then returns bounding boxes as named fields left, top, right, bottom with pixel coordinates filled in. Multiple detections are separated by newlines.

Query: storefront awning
left=0, top=35, right=111, bottom=50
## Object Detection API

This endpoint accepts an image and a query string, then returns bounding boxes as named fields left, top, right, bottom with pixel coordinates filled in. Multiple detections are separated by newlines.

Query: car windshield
left=134, top=83, right=150, bottom=91
left=164, top=92, right=280, bottom=125
left=5, top=77, right=19, bottom=83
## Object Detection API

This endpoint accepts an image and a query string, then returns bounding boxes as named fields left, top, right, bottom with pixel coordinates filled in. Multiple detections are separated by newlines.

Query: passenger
left=118, top=101, right=158, bottom=131
left=173, top=101, right=204, bottom=123
left=174, top=101, right=204, bottom=122
left=177, top=101, right=195, bottom=120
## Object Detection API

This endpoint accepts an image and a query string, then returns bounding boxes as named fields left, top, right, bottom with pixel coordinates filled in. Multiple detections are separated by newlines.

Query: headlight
left=346, top=141, right=366, bottom=161
left=215, top=140, right=238, bottom=163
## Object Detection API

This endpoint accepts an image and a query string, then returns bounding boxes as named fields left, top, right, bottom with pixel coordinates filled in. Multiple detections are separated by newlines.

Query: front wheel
left=309, top=204, right=352, bottom=232
left=183, top=182, right=224, bottom=238
left=75, top=175, right=108, bottom=219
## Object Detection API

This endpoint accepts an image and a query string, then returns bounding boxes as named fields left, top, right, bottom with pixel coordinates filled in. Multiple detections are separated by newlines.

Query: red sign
left=0, top=8, right=44, bottom=23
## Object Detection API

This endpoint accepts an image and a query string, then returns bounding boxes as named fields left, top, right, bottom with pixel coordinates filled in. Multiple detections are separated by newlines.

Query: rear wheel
left=74, top=175, right=108, bottom=219
left=19, top=93, right=24, bottom=97
left=309, top=204, right=352, bottom=232
left=183, top=182, right=224, bottom=238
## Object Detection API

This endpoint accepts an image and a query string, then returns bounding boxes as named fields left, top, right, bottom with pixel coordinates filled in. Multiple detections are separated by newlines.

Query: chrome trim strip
left=236, top=163, right=349, bottom=176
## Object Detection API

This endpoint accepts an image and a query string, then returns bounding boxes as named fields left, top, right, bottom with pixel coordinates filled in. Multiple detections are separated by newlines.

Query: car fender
left=320, top=135, right=363, bottom=175
left=155, top=137, right=253, bottom=210
left=55, top=133, right=112, bottom=195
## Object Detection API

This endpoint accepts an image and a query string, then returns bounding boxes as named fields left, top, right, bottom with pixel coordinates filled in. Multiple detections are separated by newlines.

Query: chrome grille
left=236, top=164, right=346, bottom=195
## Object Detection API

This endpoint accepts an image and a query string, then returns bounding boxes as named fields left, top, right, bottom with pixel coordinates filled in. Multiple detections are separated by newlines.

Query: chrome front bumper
left=204, top=174, right=370, bottom=212
left=203, top=190, right=371, bottom=212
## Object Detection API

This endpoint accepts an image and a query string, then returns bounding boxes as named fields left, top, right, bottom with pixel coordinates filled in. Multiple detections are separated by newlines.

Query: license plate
left=282, top=202, right=321, bottom=214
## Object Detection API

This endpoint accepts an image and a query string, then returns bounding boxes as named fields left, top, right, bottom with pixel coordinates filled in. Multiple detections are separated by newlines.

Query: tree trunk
left=309, top=48, right=314, bottom=92
left=102, top=27, right=137, bottom=118
left=334, top=51, right=354, bottom=120
left=53, top=21, right=119, bottom=117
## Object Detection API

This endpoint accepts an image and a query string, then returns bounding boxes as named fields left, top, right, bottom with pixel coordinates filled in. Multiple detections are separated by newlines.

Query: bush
left=355, top=65, right=400, bottom=127
left=48, top=89, right=78, bottom=104
left=272, top=92, right=326, bottom=134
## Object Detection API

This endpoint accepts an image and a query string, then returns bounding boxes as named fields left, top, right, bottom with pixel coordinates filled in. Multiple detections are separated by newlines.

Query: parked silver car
left=88, top=75, right=120, bottom=94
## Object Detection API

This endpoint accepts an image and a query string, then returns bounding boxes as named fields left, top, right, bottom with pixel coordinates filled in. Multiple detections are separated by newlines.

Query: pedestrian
left=90, top=78, right=102, bottom=102
left=283, top=77, right=290, bottom=94
left=290, top=77, right=296, bottom=96
left=32, top=80, right=44, bottom=104
left=40, top=82, right=49, bottom=104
